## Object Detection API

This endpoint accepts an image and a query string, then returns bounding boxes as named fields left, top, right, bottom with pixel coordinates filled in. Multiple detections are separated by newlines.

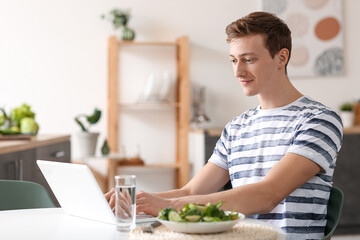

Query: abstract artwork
left=261, top=0, right=344, bottom=77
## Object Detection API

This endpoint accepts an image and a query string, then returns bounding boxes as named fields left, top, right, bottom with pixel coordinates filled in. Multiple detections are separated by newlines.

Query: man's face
left=229, top=34, right=279, bottom=97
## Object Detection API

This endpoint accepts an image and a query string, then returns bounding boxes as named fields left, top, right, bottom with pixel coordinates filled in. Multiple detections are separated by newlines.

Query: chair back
left=0, top=180, right=56, bottom=211
left=323, top=186, right=344, bottom=240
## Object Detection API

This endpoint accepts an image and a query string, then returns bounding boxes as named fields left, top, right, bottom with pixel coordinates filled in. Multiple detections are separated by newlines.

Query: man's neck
left=258, top=76, right=303, bottom=110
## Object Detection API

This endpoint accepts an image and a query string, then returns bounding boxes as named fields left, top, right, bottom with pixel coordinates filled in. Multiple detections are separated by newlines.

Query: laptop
left=37, top=160, right=156, bottom=225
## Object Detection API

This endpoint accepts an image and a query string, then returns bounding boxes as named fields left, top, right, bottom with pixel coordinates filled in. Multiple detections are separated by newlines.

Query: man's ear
left=278, top=48, right=289, bottom=68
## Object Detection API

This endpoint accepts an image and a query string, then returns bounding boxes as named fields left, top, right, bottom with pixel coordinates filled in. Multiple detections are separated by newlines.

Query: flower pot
left=76, top=132, right=100, bottom=157
left=340, top=111, right=354, bottom=128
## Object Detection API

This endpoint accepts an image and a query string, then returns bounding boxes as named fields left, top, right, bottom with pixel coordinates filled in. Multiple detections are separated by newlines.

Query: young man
left=106, top=12, right=343, bottom=239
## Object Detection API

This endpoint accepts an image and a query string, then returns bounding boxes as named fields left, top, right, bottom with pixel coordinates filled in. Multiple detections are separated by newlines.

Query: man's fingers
left=124, top=190, right=132, bottom=205
left=117, top=198, right=132, bottom=217
left=109, top=193, right=116, bottom=209
left=136, top=203, right=158, bottom=217
left=104, top=188, right=115, bottom=202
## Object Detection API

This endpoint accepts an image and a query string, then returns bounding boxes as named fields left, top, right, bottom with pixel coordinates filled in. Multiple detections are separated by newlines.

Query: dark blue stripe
left=230, top=168, right=271, bottom=180
left=285, top=104, right=339, bottom=122
left=222, top=127, right=229, bottom=139
left=299, top=183, right=331, bottom=192
left=307, top=118, right=342, bottom=142
left=285, top=196, right=328, bottom=205
left=316, top=173, right=332, bottom=183
left=282, top=226, right=325, bottom=234
left=250, top=212, right=326, bottom=221
left=296, top=129, right=338, bottom=153
left=299, top=97, right=323, bottom=106
left=232, top=139, right=292, bottom=153
left=229, top=127, right=295, bottom=141
left=286, top=105, right=322, bottom=112
left=229, top=155, right=283, bottom=167
left=292, top=140, right=333, bottom=164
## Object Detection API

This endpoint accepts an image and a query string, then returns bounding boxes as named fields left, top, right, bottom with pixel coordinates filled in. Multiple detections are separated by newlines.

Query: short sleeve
left=208, top=121, right=232, bottom=170
left=287, top=110, right=343, bottom=173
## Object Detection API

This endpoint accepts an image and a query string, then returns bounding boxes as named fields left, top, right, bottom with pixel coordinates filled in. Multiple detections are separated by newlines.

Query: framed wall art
left=261, top=0, right=344, bottom=77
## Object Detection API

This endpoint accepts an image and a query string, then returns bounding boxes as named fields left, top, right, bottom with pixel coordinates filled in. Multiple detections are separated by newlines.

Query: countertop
left=0, top=135, right=71, bottom=155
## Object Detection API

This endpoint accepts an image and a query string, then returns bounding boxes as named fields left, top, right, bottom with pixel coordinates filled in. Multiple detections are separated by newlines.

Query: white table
left=0, top=208, right=127, bottom=240
left=0, top=208, right=286, bottom=240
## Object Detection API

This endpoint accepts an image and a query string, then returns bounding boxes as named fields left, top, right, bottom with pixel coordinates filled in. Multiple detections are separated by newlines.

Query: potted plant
left=340, top=102, right=354, bottom=128
left=74, top=108, right=102, bottom=157
left=101, top=8, right=135, bottom=41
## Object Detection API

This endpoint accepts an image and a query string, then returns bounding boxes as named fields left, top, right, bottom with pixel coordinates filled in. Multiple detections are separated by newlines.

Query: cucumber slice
left=203, top=216, right=213, bottom=222
left=168, top=211, right=182, bottom=222
left=185, top=215, right=201, bottom=222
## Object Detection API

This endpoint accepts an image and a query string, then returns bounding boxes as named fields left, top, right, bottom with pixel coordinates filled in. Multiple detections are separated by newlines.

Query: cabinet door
left=333, top=134, right=360, bottom=234
left=0, top=150, right=35, bottom=180
left=36, top=141, right=71, bottom=162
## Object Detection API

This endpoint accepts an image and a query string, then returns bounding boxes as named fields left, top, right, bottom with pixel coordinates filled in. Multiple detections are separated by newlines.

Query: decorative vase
left=121, top=26, right=135, bottom=41
left=191, top=86, right=210, bottom=128
left=101, top=139, right=110, bottom=155
left=76, top=132, right=100, bottom=157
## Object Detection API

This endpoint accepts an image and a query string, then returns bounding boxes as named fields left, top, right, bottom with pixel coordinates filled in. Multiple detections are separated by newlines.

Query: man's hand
left=104, top=188, right=115, bottom=212
left=105, top=188, right=133, bottom=217
left=116, top=189, right=133, bottom=218
left=136, top=191, right=173, bottom=217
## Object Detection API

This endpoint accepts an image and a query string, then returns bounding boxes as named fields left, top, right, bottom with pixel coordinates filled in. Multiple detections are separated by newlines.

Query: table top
left=0, top=208, right=286, bottom=240
left=0, top=208, right=128, bottom=240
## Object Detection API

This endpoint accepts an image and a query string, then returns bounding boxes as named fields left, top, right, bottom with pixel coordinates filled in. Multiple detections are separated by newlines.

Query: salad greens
left=158, top=201, right=239, bottom=223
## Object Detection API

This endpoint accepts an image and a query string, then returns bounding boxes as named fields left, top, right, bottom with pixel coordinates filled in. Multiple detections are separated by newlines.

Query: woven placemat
left=129, top=221, right=278, bottom=240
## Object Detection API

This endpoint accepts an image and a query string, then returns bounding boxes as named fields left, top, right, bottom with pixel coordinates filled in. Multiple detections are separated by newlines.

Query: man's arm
left=156, top=162, right=231, bottom=198
left=135, top=162, right=230, bottom=215
left=105, top=162, right=230, bottom=213
left=154, top=153, right=321, bottom=216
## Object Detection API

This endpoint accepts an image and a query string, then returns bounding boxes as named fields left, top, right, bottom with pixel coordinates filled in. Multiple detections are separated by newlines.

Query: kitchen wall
left=1, top=0, right=358, bottom=160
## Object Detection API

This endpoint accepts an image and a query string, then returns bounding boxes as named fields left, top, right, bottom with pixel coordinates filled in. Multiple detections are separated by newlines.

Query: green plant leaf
left=87, top=108, right=101, bottom=124
left=75, top=117, right=87, bottom=132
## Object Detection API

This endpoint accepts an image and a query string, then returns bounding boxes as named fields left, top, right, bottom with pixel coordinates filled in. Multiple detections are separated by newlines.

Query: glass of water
left=115, top=175, right=136, bottom=231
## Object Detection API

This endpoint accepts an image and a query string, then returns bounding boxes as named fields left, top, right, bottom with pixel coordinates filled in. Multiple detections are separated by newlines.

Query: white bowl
left=158, top=212, right=245, bottom=234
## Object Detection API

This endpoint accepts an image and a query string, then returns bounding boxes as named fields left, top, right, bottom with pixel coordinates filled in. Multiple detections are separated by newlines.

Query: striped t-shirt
left=209, top=96, right=343, bottom=240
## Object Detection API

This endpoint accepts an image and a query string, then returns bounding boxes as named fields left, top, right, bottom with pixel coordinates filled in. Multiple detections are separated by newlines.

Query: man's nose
left=235, top=63, right=247, bottom=77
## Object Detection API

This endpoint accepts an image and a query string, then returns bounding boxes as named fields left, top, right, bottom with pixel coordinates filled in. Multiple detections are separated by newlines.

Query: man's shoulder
left=289, top=96, right=340, bottom=119
left=299, top=97, right=340, bottom=121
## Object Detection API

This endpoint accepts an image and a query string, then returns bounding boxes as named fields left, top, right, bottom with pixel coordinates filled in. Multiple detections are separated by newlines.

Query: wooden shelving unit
left=106, top=36, right=190, bottom=190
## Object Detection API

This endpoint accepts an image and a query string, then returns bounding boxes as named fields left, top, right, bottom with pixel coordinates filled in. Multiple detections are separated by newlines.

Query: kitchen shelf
left=107, top=36, right=190, bottom=190
left=118, top=102, right=180, bottom=110
left=118, top=41, right=176, bottom=47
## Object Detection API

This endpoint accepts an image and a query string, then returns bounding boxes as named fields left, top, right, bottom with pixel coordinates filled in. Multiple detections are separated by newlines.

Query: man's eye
left=230, top=59, right=237, bottom=63
left=244, top=58, right=252, bottom=63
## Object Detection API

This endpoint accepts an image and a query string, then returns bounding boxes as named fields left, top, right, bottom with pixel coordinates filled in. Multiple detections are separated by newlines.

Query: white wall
left=1, top=0, right=358, bottom=160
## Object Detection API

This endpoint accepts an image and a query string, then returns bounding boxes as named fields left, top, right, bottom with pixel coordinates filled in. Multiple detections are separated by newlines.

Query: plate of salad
left=157, top=201, right=244, bottom=234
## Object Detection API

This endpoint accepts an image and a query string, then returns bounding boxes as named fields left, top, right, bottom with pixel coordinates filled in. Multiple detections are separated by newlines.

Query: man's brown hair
left=226, top=11, right=292, bottom=72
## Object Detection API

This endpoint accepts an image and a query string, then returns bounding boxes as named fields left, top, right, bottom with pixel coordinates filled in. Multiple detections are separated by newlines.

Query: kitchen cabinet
left=333, top=128, right=360, bottom=234
left=0, top=135, right=71, bottom=206
left=106, top=36, right=190, bottom=190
